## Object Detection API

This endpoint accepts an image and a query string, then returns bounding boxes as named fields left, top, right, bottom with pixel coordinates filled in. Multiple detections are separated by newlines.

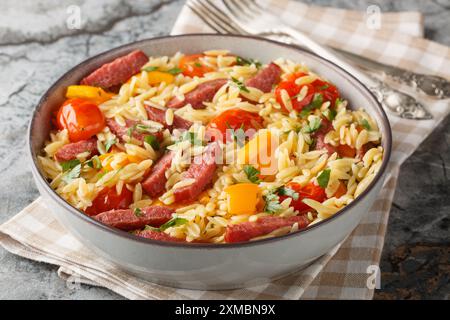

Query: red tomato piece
left=279, top=182, right=326, bottom=213
left=205, top=109, right=264, bottom=143
left=179, top=54, right=213, bottom=77
left=85, top=186, right=133, bottom=216
left=333, top=181, right=347, bottom=198
left=57, top=98, right=105, bottom=142
left=337, top=144, right=356, bottom=158
left=275, top=73, right=340, bottom=113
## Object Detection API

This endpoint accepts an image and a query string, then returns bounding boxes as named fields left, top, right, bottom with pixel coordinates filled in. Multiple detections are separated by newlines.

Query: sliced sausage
left=166, top=79, right=227, bottom=109
left=141, top=152, right=174, bottom=197
left=173, top=144, right=217, bottom=203
left=80, top=50, right=149, bottom=89
left=54, top=138, right=98, bottom=162
left=312, top=118, right=336, bottom=156
left=135, top=229, right=186, bottom=242
left=245, top=62, right=281, bottom=93
left=224, top=215, right=309, bottom=243
left=93, top=205, right=174, bottom=231
left=106, top=118, right=163, bottom=145
left=145, top=105, right=192, bottom=131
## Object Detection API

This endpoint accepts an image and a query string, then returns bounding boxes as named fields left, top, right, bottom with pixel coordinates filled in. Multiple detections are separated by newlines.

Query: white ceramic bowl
left=28, top=34, right=392, bottom=290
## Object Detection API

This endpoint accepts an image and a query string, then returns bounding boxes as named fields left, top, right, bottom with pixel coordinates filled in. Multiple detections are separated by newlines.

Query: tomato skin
left=275, top=73, right=340, bottom=113
left=333, top=181, right=347, bottom=198
left=279, top=182, right=326, bottom=213
left=337, top=144, right=356, bottom=158
left=206, top=109, right=264, bottom=143
left=179, top=54, right=213, bottom=77
left=57, top=98, right=105, bottom=142
left=85, top=187, right=133, bottom=216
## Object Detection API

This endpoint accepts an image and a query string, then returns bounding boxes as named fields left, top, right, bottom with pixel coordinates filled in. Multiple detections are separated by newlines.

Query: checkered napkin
left=1, top=0, right=449, bottom=300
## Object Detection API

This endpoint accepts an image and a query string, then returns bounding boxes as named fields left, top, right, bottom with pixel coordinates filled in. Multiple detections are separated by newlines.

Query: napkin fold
left=1, top=0, right=449, bottom=300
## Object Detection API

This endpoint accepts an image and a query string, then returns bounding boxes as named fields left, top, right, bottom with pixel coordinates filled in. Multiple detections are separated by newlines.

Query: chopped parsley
left=144, top=134, right=160, bottom=150
left=300, top=93, right=323, bottom=117
left=318, top=84, right=329, bottom=90
left=231, top=77, right=250, bottom=93
left=85, top=155, right=102, bottom=169
left=277, top=186, right=299, bottom=200
left=145, top=217, right=188, bottom=232
left=61, top=163, right=82, bottom=183
left=143, top=66, right=159, bottom=72
left=303, top=117, right=322, bottom=134
left=236, top=56, right=262, bottom=68
left=179, top=131, right=203, bottom=146
left=105, top=138, right=116, bottom=152
left=167, top=67, right=182, bottom=75
left=322, top=108, right=337, bottom=121
left=194, top=62, right=203, bottom=67
left=60, top=159, right=81, bottom=172
left=335, top=97, right=344, bottom=107
left=133, top=207, right=143, bottom=217
left=226, top=122, right=245, bottom=146
left=317, top=169, right=331, bottom=188
left=360, top=119, right=371, bottom=131
left=263, top=191, right=283, bottom=214
left=243, top=165, right=261, bottom=184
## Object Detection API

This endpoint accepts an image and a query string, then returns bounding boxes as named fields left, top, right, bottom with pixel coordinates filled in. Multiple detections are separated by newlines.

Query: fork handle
left=279, top=26, right=433, bottom=120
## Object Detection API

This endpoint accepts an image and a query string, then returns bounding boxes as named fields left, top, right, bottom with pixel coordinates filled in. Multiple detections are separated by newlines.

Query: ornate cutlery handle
left=386, top=69, right=450, bottom=99
left=368, top=80, right=433, bottom=120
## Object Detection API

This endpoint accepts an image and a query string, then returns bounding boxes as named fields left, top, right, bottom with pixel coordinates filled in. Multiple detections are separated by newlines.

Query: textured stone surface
left=0, top=0, right=448, bottom=299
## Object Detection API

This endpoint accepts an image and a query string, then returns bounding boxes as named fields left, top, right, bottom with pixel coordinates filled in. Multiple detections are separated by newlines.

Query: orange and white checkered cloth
left=1, top=0, right=449, bottom=300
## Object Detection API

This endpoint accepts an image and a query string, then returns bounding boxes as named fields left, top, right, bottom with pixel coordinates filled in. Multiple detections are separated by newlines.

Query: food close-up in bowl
left=37, top=48, right=384, bottom=244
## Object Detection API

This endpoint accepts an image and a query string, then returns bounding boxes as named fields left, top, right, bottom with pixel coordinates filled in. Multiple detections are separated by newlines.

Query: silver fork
left=187, top=0, right=433, bottom=120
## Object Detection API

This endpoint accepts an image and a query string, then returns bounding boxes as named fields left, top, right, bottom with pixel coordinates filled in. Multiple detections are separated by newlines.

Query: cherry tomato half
left=279, top=182, right=326, bottom=213
left=205, top=109, right=264, bottom=143
left=57, top=98, right=105, bottom=142
left=275, top=72, right=340, bottom=113
left=85, top=187, right=133, bottom=216
left=179, top=54, right=213, bottom=77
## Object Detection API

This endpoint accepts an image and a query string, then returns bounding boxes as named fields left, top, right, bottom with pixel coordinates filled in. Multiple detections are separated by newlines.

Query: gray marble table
left=0, top=0, right=448, bottom=299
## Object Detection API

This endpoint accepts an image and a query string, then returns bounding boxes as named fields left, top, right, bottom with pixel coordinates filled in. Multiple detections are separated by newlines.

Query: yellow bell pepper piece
left=146, top=71, right=175, bottom=85
left=224, top=183, right=259, bottom=215
left=66, top=85, right=113, bottom=104
left=237, top=130, right=277, bottom=175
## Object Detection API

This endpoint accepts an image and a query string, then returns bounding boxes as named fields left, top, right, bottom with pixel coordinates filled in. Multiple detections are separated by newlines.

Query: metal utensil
left=334, top=50, right=450, bottom=99
left=187, top=0, right=433, bottom=120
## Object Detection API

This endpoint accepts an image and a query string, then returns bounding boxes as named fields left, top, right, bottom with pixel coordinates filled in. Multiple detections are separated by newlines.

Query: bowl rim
left=28, top=33, right=392, bottom=249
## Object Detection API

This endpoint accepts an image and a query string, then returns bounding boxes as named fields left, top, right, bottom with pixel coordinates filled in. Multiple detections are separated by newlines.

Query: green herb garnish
left=61, top=163, right=82, bottom=183
left=179, top=131, right=204, bottom=146
left=243, top=165, right=261, bottom=184
left=85, top=155, right=102, bottom=169
left=361, top=119, right=371, bottom=131
left=134, top=207, right=143, bottom=217
left=167, top=67, right=182, bottom=75
left=236, top=56, right=262, bottom=68
left=300, top=93, right=323, bottom=117
left=143, top=66, right=159, bottom=72
left=144, top=134, right=160, bottom=150
left=143, top=217, right=188, bottom=232
left=303, top=117, right=322, bottom=134
left=318, top=84, right=329, bottom=90
left=105, top=138, right=116, bottom=152
left=263, top=192, right=283, bottom=214
left=322, top=108, right=337, bottom=121
left=335, top=97, right=344, bottom=107
left=194, top=62, right=202, bottom=67
left=231, top=77, right=250, bottom=93
left=277, top=186, right=299, bottom=200
left=60, top=159, right=81, bottom=172
left=226, top=122, right=245, bottom=146
left=317, top=169, right=331, bottom=188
